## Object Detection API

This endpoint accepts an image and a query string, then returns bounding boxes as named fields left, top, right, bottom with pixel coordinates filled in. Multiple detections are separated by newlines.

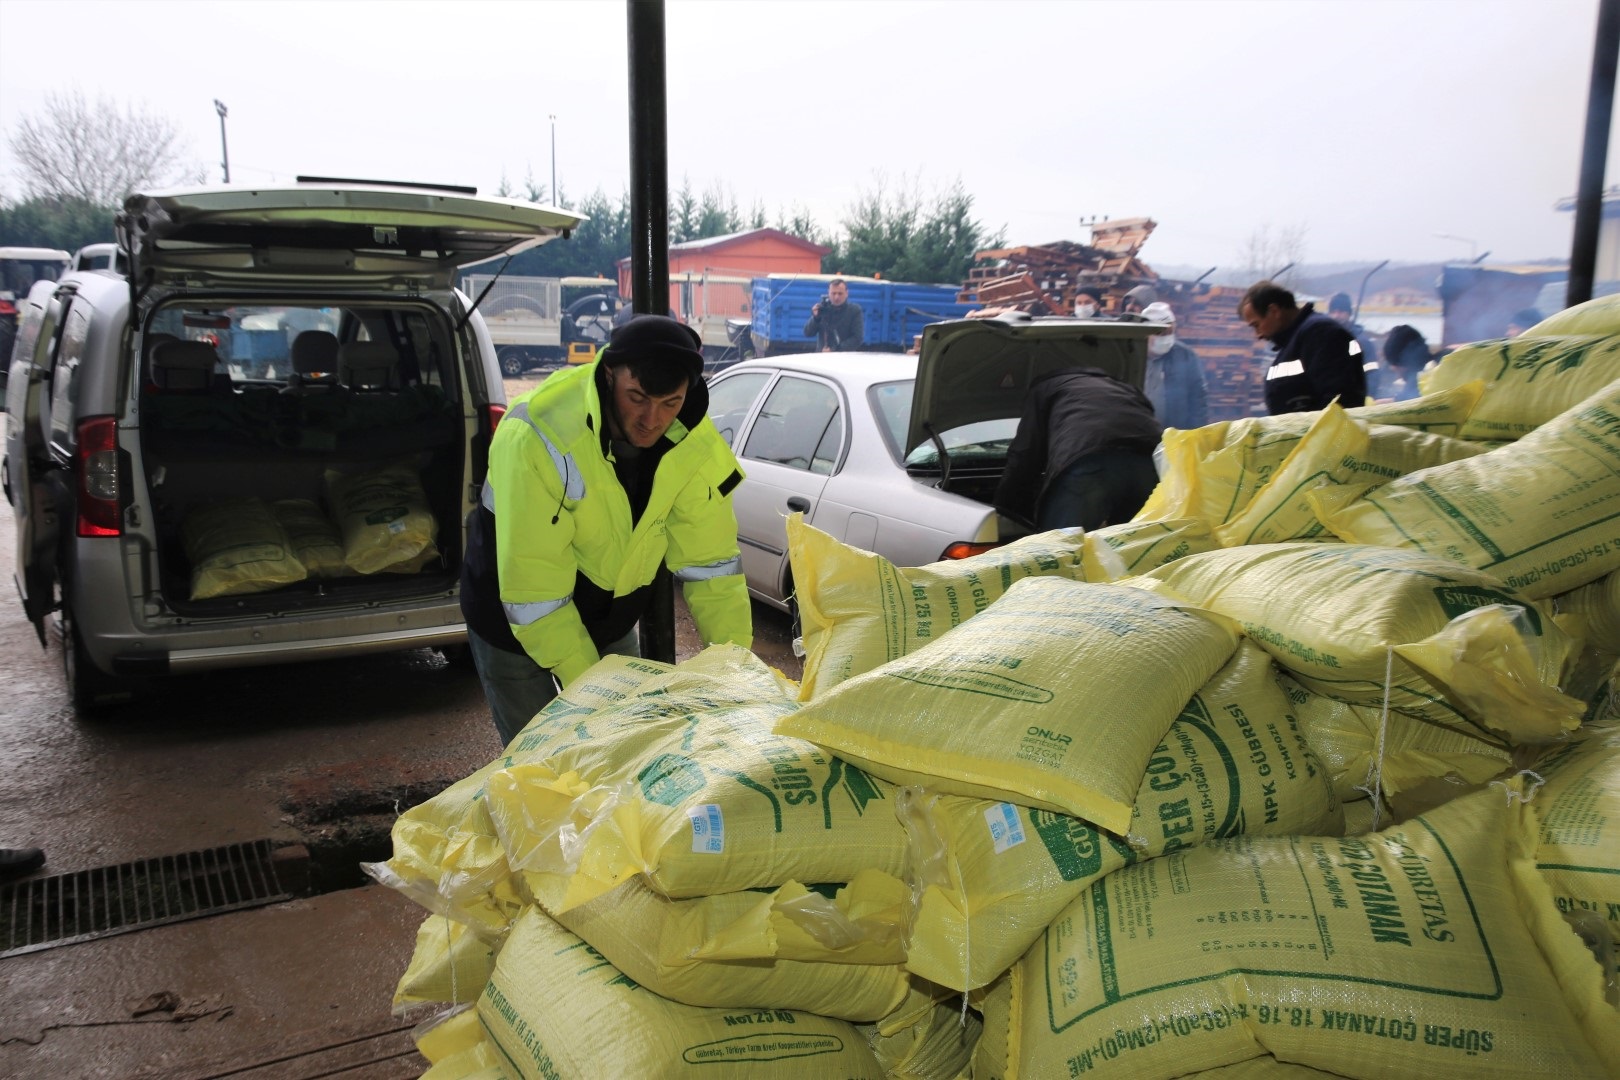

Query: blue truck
left=747, top=275, right=978, bottom=356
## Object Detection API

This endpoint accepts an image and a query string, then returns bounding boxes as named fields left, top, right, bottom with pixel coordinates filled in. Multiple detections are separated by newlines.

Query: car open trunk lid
left=904, top=313, right=1162, bottom=460
left=119, top=181, right=583, bottom=290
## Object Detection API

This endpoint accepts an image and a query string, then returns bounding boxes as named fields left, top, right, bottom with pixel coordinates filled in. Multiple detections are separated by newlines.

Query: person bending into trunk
left=461, top=315, right=753, bottom=744
left=993, top=367, right=1163, bottom=531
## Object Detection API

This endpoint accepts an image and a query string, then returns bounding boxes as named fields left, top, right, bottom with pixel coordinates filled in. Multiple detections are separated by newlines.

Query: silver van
left=3, top=181, right=579, bottom=710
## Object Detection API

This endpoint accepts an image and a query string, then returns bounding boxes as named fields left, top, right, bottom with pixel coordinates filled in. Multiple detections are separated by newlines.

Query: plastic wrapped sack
left=778, top=576, right=1241, bottom=835
left=481, top=907, right=888, bottom=1079
left=1420, top=334, right=1620, bottom=441
left=860, top=998, right=980, bottom=1080
left=1142, top=543, right=1578, bottom=742
left=1010, top=787, right=1620, bottom=1079
left=271, top=497, right=348, bottom=578
left=900, top=642, right=1341, bottom=992
left=325, top=461, right=439, bottom=574
left=1313, top=381, right=1620, bottom=600
left=394, top=913, right=496, bottom=1011
left=481, top=646, right=908, bottom=913
left=183, top=496, right=308, bottom=600
left=1530, top=727, right=1620, bottom=946
left=790, top=514, right=1218, bottom=699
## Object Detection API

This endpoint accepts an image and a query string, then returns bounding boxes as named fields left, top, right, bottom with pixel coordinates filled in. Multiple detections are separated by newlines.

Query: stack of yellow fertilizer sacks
left=367, top=294, right=1620, bottom=1079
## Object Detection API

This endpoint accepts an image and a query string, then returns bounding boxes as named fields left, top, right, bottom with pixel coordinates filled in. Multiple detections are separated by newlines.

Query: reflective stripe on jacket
left=462, top=361, right=750, bottom=686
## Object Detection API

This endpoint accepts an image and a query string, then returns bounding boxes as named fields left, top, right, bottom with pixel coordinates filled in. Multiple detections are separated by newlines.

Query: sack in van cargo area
left=860, top=998, right=980, bottom=1080
left=1312, top=381, right=1620, bottom=600
left=481, top=646, right=908, bottom=913
left=972, top=973, right=1012, bottom=1080
left=414, top=1009, right=508, bottom=1080
left=901, top=642, right=1341, bottom=993
left=481, top=907, right=888, bottom=1080
left=1420, top=334, right=1620, bottom=441
left=1529, top=727, right=1620, bottom=941
left=1273, top=670, right=1513, bottom=806
left=1526, top=293, right=1620, bottom=337
left=778, top=576, right=1241, bottom=836
left=270, top=497, right=348, bottom=578
left=542, top=875, right=911, bottom=1021
left=325, top=461, right=439, bottom=574
left=183, top=496, right=308, bottom=600
left=1010, top=788, right=1620, bottom=1079
left=790, top=514, right=1218, bottom=699
left=1142, top=543, right=1577, bottom=740
left=1554, top=570, right=1620, bottom=655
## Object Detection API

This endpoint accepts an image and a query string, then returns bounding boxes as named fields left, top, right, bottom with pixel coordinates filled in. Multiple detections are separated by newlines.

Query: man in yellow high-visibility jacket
left=460, top=315, right=752, bottom=743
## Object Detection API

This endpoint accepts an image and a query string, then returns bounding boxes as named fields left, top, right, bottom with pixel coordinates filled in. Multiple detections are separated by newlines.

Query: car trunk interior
left=134, top=298, right=471, bottom=615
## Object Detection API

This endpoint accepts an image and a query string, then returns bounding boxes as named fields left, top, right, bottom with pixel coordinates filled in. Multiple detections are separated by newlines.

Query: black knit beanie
left=603, top=315, right=704, bottom=390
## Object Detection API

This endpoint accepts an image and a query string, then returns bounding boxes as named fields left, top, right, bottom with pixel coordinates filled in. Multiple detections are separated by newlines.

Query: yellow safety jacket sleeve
left=664, top=441, right=753, bottom=650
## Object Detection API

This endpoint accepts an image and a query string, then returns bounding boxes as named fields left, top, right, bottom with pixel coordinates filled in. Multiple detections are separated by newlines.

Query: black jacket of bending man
left=992, top=367, right=1162, bottom=528
left=1263, top=303, right=1366, bottom=414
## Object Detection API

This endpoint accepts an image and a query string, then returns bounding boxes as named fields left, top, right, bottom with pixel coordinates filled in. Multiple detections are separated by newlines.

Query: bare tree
left=9, top=90, right=195, bottom=206
left=1237, top=222, right=1309, bottom=286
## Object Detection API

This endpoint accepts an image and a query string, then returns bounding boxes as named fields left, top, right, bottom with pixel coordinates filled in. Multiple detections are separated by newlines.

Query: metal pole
left=628, top=0, right=675, bottom=665
left=1569, top=0, right=1618, bottom=308
left=213, top=99, right=230, bottom=184
left=549, top=113, right=557, bottom=204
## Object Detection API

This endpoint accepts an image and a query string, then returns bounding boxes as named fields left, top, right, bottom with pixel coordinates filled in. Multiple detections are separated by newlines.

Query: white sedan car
left=705, top=315, right=1159, bottom=611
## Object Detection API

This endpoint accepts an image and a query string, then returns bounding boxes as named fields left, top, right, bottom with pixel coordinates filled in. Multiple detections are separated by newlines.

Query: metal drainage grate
left=1, top=839, right=295, bottom=958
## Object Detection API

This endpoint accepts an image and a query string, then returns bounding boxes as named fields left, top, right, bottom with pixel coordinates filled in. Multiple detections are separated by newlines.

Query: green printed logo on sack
left=638, top=754, right=707, bottom=805
left=1031, top=809, right=1133, bottom=882
left=1434, top=584, right=1541, bottom=632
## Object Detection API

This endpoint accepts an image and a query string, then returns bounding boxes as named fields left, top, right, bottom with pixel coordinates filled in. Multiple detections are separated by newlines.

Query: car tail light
left=0, top=298, right=16, bottom=316
left=939, top=540, right=1000, bottom=560
left=76, top=415, right=122, bottom=537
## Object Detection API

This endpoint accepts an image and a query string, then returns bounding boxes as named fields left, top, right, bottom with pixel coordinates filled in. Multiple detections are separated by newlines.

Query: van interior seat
left=150, top=340, right=223, bottom=392
left=338, top=341, right=400, bottom=391
left=290, top=330, right=340, bottom=378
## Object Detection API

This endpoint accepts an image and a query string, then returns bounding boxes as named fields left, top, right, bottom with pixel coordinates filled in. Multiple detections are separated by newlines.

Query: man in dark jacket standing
left=803, top=278, right=864, bottom=351
left=993, top=368, right=1162, bottom=531
left=1240, top=281, right=1367, bottom=415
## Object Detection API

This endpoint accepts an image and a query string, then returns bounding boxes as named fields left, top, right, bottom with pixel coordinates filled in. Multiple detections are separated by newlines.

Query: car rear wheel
left=60, top=602, right=137, bottom=714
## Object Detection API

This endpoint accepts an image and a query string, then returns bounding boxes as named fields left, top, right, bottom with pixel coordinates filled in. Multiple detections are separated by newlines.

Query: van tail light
left=0, top=298, right=16, bottom=316
left=939, top=540, right=1000, bottom=560
left=484, top=402, right=506, bottom=432
left=76, top=416, right=122, bottom=537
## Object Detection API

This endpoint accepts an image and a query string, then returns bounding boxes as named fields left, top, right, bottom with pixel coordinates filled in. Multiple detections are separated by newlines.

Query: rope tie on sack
left=445, top=911, right=461, bottom=1005
left=960, top=899, right=972, bottom=1027
left=1353, top=646, right=1396, bottom=832
left=1489, top=769, right=1546, bottom=805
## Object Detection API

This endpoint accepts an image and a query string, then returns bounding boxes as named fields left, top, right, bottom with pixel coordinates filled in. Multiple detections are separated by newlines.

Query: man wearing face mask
left=1140, top=302, right=1209, bottom=431
left=460, top=315, right=753, bottom=744
left=1073, top=287, right=1105, bottom=318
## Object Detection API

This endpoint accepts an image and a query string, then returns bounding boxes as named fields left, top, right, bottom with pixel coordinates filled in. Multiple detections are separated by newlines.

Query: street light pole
left=549, top=113, right=557, bottom=205
left=213, top=99, right=230, bottom=183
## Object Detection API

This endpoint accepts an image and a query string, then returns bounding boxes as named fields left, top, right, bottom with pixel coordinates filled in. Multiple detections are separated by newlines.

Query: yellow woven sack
left=540, top=876, right=912, bottom=1021
left=1422, top=334, right=1620, bottom=441
left=394, top=913, right=497, bottom=1010
left=1313, top=380, right=1620, bottom=600
left=791, top=514, right=1219, bottom=699
left=1010, top=787, right=1620, bottom=1079
left=779, top=576, right=1240, bottom=835
left=1273, top=671, right=1512, bottom=806
left=270, top=497, right=348, bottom=578
left=1531, top=727, right=1620, bottom=942
left=1216, top=408, right=1491, bottom=548
left=1140, top=389, right=1488, bottom=536
left=900, top=641, right=1342, bottom=993
left=1526, top=293, right=1620, bottom=337
left=1142, top=543, right=1576, bottom=739
left=481, top=646, right=908, bottom=913
left=680, top=870, right=908, bottom=967
left=183, top=496, right=307, bottom=600
left=324, top=461, right=439, bottom=574
left=860, top=999, right=980, bottom=1080
left=790, top=514, right=1087, bottom=699
left=482, top=907, right=889, bottom=1079
left=416, top=1009, right=510, bottom=1079
left=972, top=973, right=1012, bottom=1080
left=1554, top=571, right=1620, bottom=654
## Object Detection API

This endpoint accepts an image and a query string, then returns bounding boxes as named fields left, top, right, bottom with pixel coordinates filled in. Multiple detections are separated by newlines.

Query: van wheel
left=60, top=604, right=136, bottom=714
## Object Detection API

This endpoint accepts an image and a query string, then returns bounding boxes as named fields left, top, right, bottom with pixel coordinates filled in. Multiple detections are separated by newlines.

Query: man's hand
left=810, top=302, right=822, bottom=317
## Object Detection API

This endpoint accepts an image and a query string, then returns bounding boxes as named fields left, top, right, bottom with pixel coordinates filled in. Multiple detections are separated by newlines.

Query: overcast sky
left=0, top=0, right=1613, bottom=270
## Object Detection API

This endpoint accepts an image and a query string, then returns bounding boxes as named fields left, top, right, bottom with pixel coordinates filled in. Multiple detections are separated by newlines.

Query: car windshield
left=869, top=378, right=1018, bottom=467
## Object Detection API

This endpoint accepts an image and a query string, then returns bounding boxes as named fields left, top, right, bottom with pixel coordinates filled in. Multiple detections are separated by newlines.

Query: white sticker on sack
left=985, top=802, right=1026, bottom=854
left=688, top=803, right=725, bottom=854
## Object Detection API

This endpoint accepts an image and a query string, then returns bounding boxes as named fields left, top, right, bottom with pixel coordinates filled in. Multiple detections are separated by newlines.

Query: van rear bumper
left=110, top=624, right=468, bottom=675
